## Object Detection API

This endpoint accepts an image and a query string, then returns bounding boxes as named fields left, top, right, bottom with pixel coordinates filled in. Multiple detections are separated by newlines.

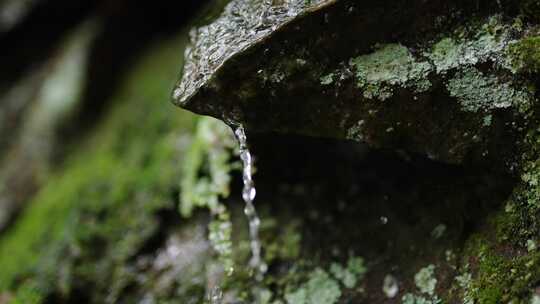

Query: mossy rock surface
left=3, top=0, right=540, bottom=303
left=0, top=33, right=212, bottom=303
left=169, top=0, right=540, bottom=303
left=173, top=0, right=539, bottom=169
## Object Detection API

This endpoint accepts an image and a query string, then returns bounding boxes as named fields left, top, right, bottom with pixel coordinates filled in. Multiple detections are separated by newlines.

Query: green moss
left=480, top=129, right=540, bottom=304
left=497, top=128, right=540, bottom=245
left=466, top=245, right=540, bottom=303
left=0, top=35, right=200, bottom=301
left=508, top=36, right=540, bottom=74
left=9, top=282, right=43, bottom=304
left=179, top=117, right=235, bottom=217
left=178, top=116, right=239, bottom=275
left=263, top=219, right=302, bottom=262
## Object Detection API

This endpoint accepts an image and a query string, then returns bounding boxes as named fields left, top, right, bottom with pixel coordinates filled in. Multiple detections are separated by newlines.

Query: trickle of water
left=234, top=125, right=267, bottom=280
left=209, top=286, right=223, bottom=304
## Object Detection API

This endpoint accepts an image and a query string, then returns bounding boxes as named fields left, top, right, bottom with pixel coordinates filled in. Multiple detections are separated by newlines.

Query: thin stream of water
left=209, top=124, right=266, bottom=304
left=234, top=125, right=267, bottom=280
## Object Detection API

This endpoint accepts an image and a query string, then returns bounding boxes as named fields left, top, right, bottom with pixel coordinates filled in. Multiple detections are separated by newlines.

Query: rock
left=2, top=1, right=540, bottom=303
left=173, top=0, right=535, bottom=168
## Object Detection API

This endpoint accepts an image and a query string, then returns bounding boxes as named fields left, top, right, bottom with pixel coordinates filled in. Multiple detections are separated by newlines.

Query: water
left=209, top=286, right=223, bottom=304
left=234, top=125, right=267, bottom=281
left=208, top=125, right=266, bottom=304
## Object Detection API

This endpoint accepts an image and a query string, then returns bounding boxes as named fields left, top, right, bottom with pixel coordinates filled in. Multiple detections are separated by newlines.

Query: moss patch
left=0, top=34, right=200, bottom=302
left=508, top=36, right=540, bottom=74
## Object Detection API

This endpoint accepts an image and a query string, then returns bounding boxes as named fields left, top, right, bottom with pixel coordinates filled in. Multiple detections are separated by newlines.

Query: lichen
left=320, top=73, right=334, bottom=85
left=282, top=256, right=366, bottom=304
left=284, top=269, right=341, bottom=304
left=455, top=271, right=474, bottom=304
left=446, top=67, right=533, bottom=113
left=427, top=16, right=513, bottom=73
left=414, top=265, right=437, bottom=296
left=329, top=256, right=367, bottom=288
left=350, top=44, right=432, bottom=100
left=399, top=264, right=442, bottom=304
left=402, top=293, right=442, bottom=304
left=427, top=38, right=462, bottom=74
left=431, top=224, right=447, bottom=239
left=348, top=16, right=521, bottom=104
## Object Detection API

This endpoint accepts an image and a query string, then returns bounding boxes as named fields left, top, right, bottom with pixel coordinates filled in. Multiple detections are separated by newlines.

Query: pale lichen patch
left=446, top=67, right=533, bottom=113
left=284, top=256, right=367, bottom=304
left=349, top=44, right=432, bottom=101
left=414, top=264, right=437, bottom=296
left=284, top=269, right=342, bottom=304
left=427, top=16, right=513, bottom=73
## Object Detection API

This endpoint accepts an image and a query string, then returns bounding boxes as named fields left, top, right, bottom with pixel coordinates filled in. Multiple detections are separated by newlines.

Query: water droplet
left=209, top=286, right=223, bottom=304
left=240, top=150, right=251, bottom=163
left=243, top=187, right=256, bottom=202
left=382, top=274, right=399, bottom=298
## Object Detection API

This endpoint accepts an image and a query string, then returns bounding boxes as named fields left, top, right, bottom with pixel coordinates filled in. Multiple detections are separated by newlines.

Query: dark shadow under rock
left=231, top=132, right=517, bottom=302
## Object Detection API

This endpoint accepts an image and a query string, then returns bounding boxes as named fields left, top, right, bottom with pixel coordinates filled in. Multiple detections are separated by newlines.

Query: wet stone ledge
left=173, top=0, right=538, bottom=170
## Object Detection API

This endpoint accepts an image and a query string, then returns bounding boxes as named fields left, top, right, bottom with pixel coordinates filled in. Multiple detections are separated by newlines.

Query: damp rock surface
left=2, top=0, right=540, bottom=304
left=173, top=0, right=536, bottom=169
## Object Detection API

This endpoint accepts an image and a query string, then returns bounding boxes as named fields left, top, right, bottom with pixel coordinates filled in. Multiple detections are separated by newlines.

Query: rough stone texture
left=173, top=0, right=534, bottom=169
left=2, top=0, right=540, bottom=303
left=168, top=0, right=540, bottom=303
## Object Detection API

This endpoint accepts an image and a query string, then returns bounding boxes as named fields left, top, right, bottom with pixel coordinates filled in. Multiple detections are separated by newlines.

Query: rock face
left=173, top=0, right=535, bottom=168
left=3, top=1, right=540, bottom=304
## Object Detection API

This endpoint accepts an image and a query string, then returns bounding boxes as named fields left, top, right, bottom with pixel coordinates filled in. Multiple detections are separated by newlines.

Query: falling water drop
left=209, top=286, right=224, bottom=304
left=243, top=187, right=256, bottom=202
left=234, top=125, right=267, bottom=281
left=382, top=274, right=399, bottom=298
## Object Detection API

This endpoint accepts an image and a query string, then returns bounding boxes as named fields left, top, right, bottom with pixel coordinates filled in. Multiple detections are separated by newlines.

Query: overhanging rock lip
left=171, top=0, right=338, bottom=110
